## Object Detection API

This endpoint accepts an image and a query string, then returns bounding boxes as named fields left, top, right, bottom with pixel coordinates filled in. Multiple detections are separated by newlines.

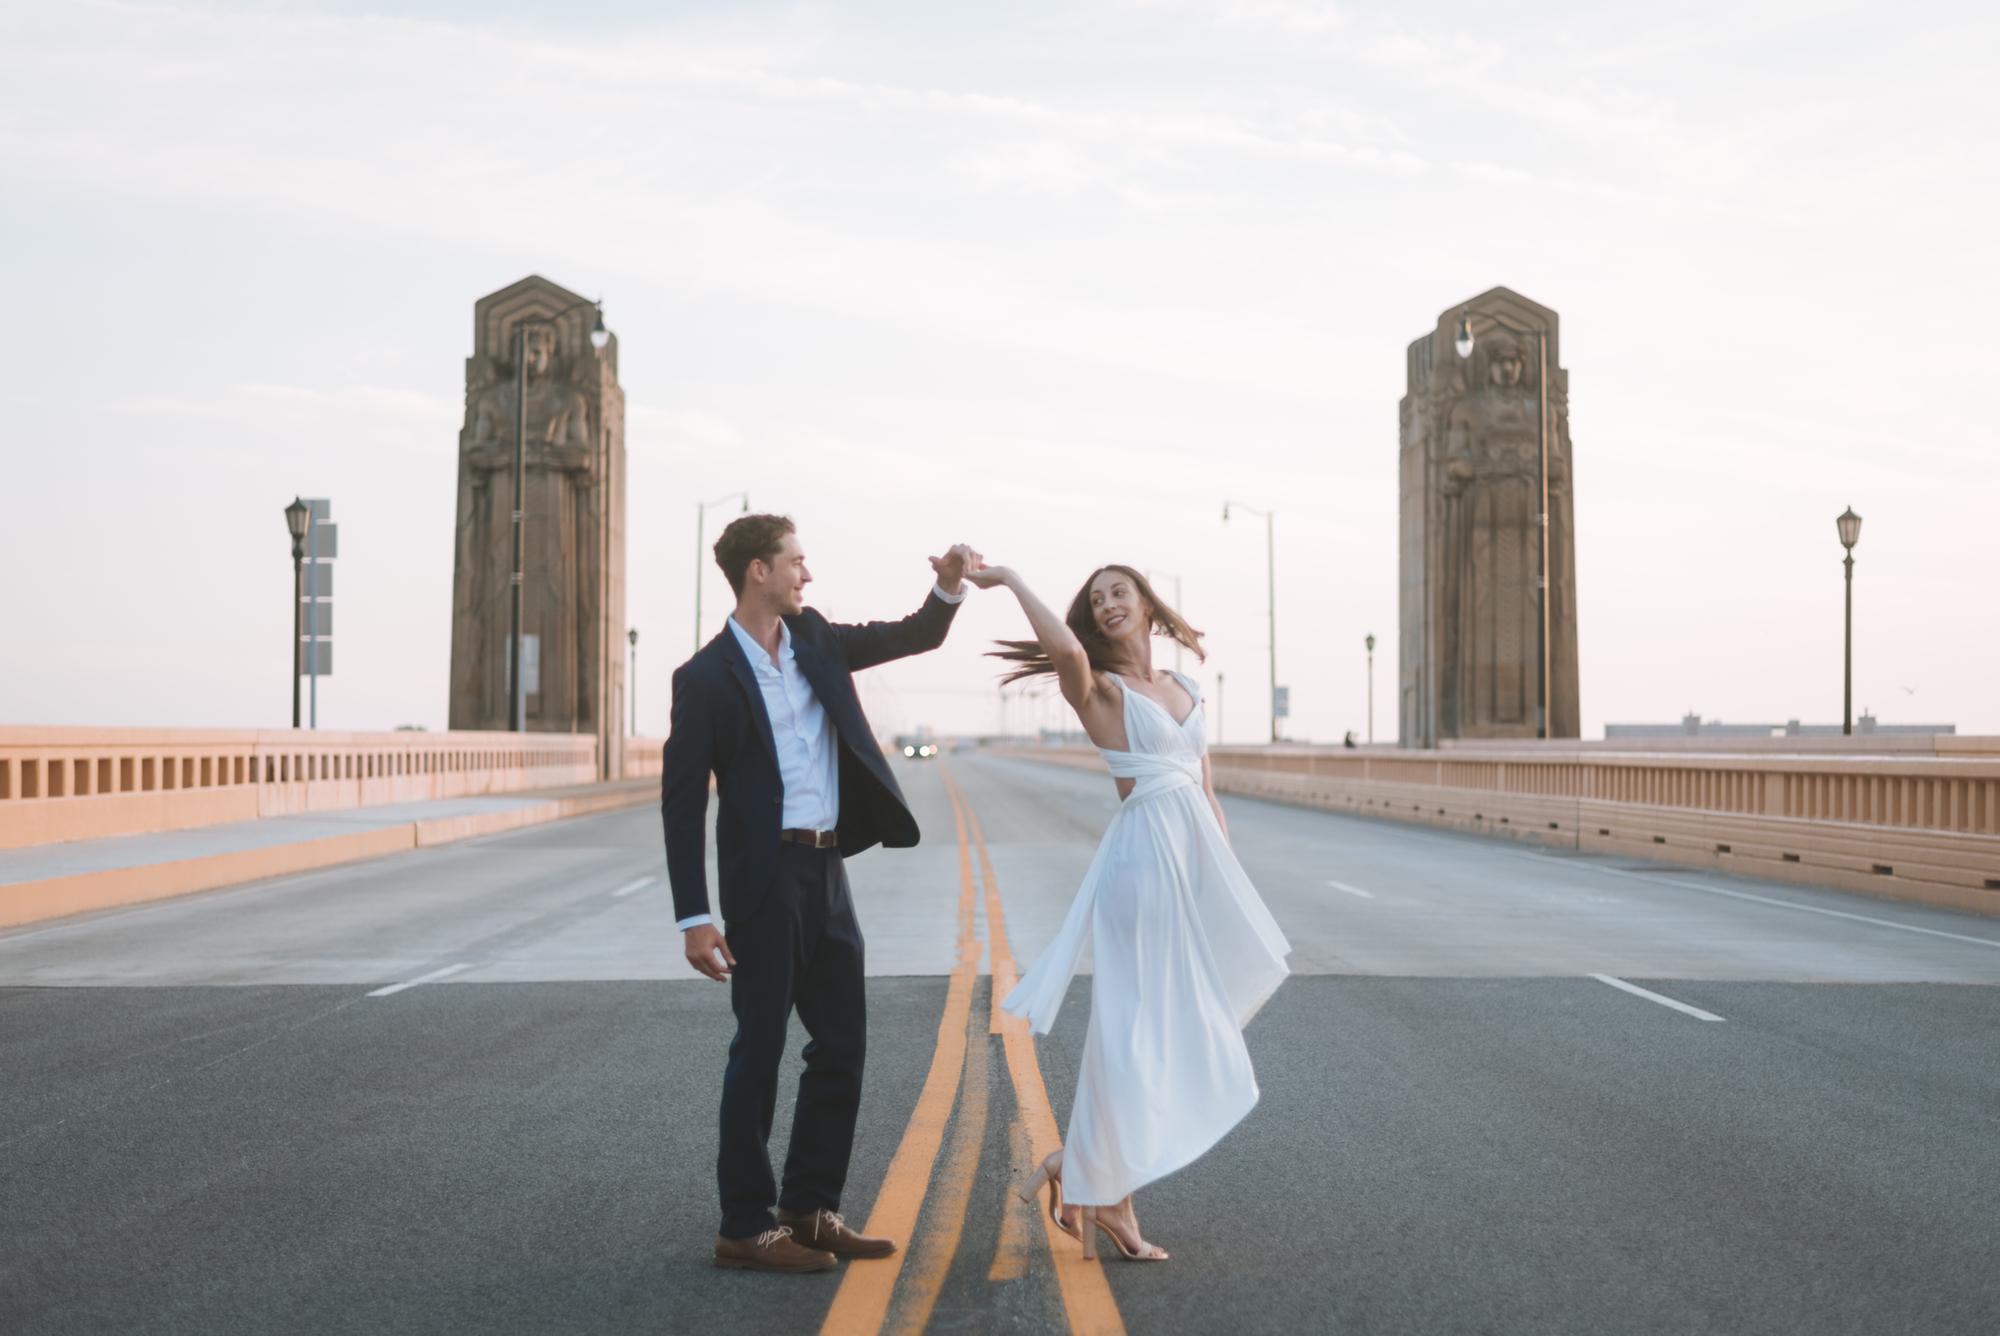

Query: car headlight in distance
left=903, top=745, right=916, bottom=757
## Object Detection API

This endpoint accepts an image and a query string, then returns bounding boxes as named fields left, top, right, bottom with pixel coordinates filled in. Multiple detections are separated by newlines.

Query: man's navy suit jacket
left=661, top=591, right=960, bottom=928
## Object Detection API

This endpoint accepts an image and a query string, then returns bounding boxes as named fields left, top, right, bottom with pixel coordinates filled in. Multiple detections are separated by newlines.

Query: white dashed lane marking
left=366, top=963, right=472, bottom=998
left=1591, top=973, right=1725, bottom=1022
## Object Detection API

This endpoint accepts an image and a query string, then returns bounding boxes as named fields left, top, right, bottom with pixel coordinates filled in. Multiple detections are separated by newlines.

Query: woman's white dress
left=1000, top=671, right=1292, bottom=1206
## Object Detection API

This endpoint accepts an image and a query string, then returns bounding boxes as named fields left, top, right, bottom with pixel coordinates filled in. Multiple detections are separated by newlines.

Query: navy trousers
left=717, top=841, right=868, bottom=1240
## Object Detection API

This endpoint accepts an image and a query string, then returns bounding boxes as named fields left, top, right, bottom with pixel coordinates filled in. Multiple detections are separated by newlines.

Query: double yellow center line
left=818, top=764, right=1124, bottom=1336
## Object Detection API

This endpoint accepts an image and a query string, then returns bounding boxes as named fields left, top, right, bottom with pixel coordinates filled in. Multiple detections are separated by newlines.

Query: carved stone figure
left=448, top=276, right=628, bottom=777
left=1399, top=288, right=1579, bottom=745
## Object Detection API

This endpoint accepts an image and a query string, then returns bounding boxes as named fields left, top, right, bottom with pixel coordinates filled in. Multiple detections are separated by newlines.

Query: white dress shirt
left=677, top=584, right=967, bottom=932
left=730, top=612, right=841, bottom=833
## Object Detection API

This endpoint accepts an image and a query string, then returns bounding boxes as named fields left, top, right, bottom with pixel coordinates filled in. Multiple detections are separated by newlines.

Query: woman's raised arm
left=967, top=566, right=1098, bottom=709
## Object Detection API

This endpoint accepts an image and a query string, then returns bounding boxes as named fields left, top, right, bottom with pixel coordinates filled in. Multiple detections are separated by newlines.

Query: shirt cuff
left=931, top=582, right=968, bottom=605
left=676, top=913, right=713, bottom=931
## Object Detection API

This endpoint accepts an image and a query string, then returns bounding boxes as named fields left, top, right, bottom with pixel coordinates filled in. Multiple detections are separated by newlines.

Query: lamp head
left=589, top=305, right=611, bottom=351
left=1222, top=502, right=1231, bottom=523
left=1454, top=316, right=1475, bottom=360
left=740, top=496, right=750, bottom=513
left=284, top=496, right=310, bottom=542
left=1365, top=633, right=1376, bottom=652
left=1836, top=506, right=1862, bottom=551
left=628, top=627, right=638, bottom=647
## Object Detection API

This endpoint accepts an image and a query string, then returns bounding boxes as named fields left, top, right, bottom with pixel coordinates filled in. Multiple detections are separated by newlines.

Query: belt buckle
left=786, top=827, right=838, bottom=849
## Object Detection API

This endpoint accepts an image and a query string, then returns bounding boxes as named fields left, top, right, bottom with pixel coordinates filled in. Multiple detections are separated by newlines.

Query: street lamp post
left=1456, top=312, right=1553, bottom=739
left=1365, top=632, right=1376, bottom=744
left=284, top=497, right=309, bottom=728
left=627, top=627, right=639, bottom=736
left=1223, top=502, right=1278, bottom=743
left=1837, top=507, right=1862, bottom=736
left=694, top=492, right=751, bottom=654
left=508, top=299, right=611, bottom=733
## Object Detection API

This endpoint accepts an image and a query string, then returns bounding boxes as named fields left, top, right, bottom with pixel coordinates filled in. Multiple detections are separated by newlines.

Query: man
left=661, top=514, right=980, bottom=1273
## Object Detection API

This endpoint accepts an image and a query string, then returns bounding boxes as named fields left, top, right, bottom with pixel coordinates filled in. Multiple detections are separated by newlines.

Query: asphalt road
left=3, top=750, right=1997, bottom=1335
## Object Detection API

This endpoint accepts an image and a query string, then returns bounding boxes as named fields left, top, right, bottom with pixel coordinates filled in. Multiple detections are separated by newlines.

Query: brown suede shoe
left=712, top=1226, right=836, bottom=1273
left=775, top=1208, right=897, bottom=1259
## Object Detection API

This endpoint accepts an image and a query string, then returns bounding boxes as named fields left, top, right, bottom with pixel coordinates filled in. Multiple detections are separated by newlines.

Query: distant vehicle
left=895, top=732, right=939, bottom=760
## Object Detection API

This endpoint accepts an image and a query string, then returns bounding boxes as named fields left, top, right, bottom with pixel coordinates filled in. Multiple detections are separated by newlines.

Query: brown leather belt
left=780, top=827, right=840, bottom=849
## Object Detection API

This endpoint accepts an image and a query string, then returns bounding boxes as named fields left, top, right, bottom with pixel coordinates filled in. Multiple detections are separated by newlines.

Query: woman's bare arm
left=967, top=566, right=1098, bottom=710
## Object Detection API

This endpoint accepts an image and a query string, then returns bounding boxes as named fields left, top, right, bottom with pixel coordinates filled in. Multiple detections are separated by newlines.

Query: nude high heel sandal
left=1086, top=1208, right=1169, bottom=1262
left=1016, top=1150, right=1078, bottom=1239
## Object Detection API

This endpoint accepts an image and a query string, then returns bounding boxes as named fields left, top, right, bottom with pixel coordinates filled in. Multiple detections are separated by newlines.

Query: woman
left=965, top=562, right=1292, bottom=1262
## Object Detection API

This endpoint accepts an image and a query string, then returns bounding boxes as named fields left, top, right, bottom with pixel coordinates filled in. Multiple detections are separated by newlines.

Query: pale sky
left=3, top=0, right=1994, bottom=743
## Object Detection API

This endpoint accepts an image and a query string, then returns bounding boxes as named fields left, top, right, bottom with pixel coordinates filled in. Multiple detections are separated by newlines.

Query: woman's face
left=1089, top=570, right=1149, bottom=645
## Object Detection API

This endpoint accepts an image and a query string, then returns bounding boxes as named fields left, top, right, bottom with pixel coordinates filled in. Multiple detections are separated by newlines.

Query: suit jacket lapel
left=786, top=630, right=850, bottom=748
left=716, top=628, right=780, bottom=769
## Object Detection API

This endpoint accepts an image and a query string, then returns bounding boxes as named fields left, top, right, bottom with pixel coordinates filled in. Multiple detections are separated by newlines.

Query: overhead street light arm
left=693, top=491, right=752, bottom=653
left=1223, top=500, right=1279, bottom=744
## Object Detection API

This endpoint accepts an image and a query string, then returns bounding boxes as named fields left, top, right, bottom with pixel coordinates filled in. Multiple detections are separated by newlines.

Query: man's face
left=750, top=533, right=812, bottom=615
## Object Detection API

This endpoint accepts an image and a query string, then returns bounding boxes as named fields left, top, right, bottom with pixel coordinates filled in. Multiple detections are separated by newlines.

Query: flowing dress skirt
left=1001, top=768, right=1292, bottom=1206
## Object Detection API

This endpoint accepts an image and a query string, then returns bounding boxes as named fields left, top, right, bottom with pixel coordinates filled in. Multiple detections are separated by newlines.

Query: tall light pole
left=284, top=497, right=309, bottom=728
left=1837, top=507, right=1862, bottom=736
left=1146, top=569, right=1185, bottom=673
left=508, top=299, right=611, bottom=733
left=1365, top=632, right=1376, bottom=744
left=627, top=627, right=639, bottom=736
left=1223, top=502, right=1278, bottom=742
left=1456, top=312, right=1553, bottom=739
left=694, top=492, right=751, bottom=654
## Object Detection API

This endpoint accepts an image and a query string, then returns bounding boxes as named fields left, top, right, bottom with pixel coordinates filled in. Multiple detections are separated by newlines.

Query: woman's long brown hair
left=989, top=564, right=1205, bottom=686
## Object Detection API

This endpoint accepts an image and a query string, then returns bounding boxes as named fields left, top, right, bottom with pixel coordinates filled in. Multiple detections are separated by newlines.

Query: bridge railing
left=0, top=727, right=601, bottom=851
left=994, top=739, right=2000, bottom=916
left=622, top=737, right=667, bottom=779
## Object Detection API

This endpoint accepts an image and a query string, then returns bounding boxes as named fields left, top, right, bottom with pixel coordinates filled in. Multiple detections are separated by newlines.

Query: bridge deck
left=3, top=751, right=1996, bottom=1334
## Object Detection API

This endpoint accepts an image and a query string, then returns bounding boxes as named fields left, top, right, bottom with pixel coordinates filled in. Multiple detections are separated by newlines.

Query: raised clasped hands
left=962, top=564, right=1013, bottom=590
left=929, top=543, right=986, bottom=594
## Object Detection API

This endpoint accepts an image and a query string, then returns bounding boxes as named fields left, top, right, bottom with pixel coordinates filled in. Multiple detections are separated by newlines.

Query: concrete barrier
left=623, top=736, right=667, bottom=779
left=991, top=740, right=2000, bottom=917
left=0, top=727, right=604, bottom=851
left=0, top=779, right=659, bottom=931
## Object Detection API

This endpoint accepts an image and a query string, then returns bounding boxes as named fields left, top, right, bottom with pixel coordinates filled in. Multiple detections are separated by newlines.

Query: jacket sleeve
left=661, top=661, right=716, bottom=924
left=825, top=588, right=962, bottom=673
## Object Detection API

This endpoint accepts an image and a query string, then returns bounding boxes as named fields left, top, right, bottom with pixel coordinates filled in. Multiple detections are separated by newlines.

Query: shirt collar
left=726, top=614, right=791, bottom=673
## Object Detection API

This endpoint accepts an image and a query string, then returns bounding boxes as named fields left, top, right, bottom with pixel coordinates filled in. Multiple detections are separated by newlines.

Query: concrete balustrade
left=622, top=737, right=668, bottom=779
left=0, top=727, right=602, bottom=851
left=996, top=739, right=2000, bottom=917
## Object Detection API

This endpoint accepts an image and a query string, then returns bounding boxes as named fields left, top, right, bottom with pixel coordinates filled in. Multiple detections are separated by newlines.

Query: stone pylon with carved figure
left=448, top=276, right=628, bottom=778
left=1399, top=287, right=1580, bottom=747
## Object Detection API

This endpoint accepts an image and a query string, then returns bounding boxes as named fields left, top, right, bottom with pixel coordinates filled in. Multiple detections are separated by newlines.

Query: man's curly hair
left=714, top=513, right=796, bottom=595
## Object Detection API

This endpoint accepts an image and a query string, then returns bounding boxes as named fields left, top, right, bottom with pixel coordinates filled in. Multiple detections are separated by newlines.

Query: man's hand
left=684, top=923, right=736, bottom=981
left=929, top=543, right=985, bottom=595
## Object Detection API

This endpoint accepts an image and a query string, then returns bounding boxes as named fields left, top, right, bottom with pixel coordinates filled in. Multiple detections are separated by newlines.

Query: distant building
left=1605, top=713, right=1955, bottom=739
